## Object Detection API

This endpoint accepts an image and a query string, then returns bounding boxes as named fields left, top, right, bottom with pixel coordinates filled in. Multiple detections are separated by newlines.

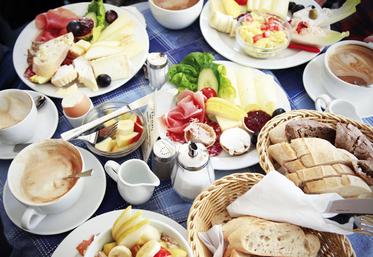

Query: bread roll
left=269, top=122, right=288, bottom=144
left=227, top=218, right=316, bottom=257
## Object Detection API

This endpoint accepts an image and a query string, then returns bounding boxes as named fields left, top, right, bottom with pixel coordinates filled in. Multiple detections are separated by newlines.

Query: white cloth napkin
left=227, top=171, right=354, bottom=235
left=198, top=225, right=225, bottom=257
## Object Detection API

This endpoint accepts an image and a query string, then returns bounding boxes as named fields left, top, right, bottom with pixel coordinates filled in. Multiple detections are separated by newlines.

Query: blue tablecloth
left=0, top=2, right=372, bottom=257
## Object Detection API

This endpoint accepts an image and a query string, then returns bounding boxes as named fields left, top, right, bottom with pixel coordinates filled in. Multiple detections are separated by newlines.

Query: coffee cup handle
left=104, top=160, right=120, bottom=182
left=21, top=208, right=46, bottom=230
left=315, top=94, right=333, bottom=112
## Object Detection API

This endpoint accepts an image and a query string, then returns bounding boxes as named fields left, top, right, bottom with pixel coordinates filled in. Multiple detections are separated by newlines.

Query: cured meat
left=164, top=90, right=206, bottom=143
left=34, top=8, right=78, bottom=42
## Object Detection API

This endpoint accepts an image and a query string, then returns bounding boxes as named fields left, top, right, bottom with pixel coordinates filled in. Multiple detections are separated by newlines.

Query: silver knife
left=325, top=199, right=373, bottom=214
left=60, top=88, right=178, bottom=141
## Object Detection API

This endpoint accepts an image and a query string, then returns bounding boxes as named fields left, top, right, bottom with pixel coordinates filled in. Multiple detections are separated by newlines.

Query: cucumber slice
left=198, top=68, right=219, bottom=92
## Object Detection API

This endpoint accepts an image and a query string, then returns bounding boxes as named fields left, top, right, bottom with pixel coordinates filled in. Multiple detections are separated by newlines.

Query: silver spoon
left=34, top=95, right=46, bottom=109
left=63, top=169, right=94, bottom=180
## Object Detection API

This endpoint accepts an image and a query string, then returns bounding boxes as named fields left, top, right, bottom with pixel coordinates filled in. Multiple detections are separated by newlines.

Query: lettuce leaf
left=168, top=64, right=199, bottom=91
left=215, top=64, right=236, bottom=100
left=181, top=52, right=215, bottom=72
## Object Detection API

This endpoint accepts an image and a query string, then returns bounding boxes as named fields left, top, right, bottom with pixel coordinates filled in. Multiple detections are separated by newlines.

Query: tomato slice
left=200, top=87, right=217, bottom=100
left=76, top=235, right=94, bottom=256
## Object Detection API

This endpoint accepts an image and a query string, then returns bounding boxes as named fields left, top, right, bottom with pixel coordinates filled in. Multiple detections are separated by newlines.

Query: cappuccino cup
left=7, top=139, right=85, bottom=230
left=315, top=94, right=362, bottom=122
left=323, top=40, right=373, bottom=103
left=0, top=89, right=37, bottom=144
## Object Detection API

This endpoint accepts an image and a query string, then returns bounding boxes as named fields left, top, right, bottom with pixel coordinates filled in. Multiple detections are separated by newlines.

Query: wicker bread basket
left=187, top=173, right=355, bottom=257
left=257, top=110, right=373, bottom=172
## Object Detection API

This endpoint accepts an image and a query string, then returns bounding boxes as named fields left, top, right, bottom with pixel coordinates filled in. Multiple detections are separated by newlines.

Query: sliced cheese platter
left=13, top=2, right=149, bottom=98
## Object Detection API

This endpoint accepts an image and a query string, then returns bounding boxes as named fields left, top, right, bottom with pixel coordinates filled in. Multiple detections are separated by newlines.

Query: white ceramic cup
left=104, top=159, right=160, bottom=205
left=315, top=94, right=362, bottom=122
left=7, top=139, right=85, bottom=230
left=0, top=89, right=37, bottom=144
left=323, top=40, right=373, bottom=102
left=149, top=0, right=203, bottom=30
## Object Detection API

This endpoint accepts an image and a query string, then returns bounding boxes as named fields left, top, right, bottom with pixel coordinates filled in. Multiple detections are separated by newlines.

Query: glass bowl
left=83, top=101, right=146, bottom=158
left=235, top=12, right=291, bottom=59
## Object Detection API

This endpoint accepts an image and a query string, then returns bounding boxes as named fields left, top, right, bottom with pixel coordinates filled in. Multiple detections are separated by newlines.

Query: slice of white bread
left=32, top=33, right=74, bottom=79
left=227, top=217, right=320, bottom=257
left=269, top=122, right=288, bottom=144
left=268, top=142, right=297, bottom=166
left=223, top=216, right=266, bottom=239
left=304, top=175, right=372, bottom=197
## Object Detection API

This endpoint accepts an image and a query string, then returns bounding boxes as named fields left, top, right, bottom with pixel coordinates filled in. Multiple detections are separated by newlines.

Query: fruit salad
left=236, top=12, right=290, bottom=58
left=76, top=206, right=188, bottom=257
left=94, top=113, right=144, bottom=153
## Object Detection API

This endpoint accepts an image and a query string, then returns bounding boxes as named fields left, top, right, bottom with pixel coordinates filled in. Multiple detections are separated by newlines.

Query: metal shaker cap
left=177, top=142, right=210, bottom=171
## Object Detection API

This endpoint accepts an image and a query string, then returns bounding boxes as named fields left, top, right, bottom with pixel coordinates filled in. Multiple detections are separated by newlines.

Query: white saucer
left=0, top=90, right=59, bottom=159
left=3, top=147, right=106, bottom=235
left=52, top=209, right=187, bottom=257
left=303, top=54, right=373, bottom=118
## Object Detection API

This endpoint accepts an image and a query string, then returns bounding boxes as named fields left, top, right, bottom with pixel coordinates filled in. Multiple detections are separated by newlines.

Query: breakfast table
left=0, top=2, right=372, bottom=257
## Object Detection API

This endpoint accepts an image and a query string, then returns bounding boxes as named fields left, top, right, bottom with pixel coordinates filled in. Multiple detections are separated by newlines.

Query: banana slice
left=135, top=240, right=161, bottom=257
left=108, top=245, right=132, bottom=257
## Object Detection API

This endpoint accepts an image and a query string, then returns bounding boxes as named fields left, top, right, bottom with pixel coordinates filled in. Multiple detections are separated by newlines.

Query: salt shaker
left=145, top=52, right=169, bottom=90
left=171, top=142, right=215, bottom=201
left=151, top=138, right=176, bottom=180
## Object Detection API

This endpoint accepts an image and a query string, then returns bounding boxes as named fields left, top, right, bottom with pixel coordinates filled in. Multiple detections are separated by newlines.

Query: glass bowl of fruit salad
left=235, top=12, right=291, bottom=58
left=83, top=101, right=146, bottom=158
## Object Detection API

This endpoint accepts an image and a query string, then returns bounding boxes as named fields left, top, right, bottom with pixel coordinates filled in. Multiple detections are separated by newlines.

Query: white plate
left=13, top=3, right=149, bottom=98
left=3, top=147, right=106, bottom=235
left=303, top=53, right=373, bottom=118
left=52, top=209, right=187, bottom=257
left=159, top=61, right=291, bottom=170
left=0, top=90, right=58, bottom=160
left=200, top=0, right=322, bottom=70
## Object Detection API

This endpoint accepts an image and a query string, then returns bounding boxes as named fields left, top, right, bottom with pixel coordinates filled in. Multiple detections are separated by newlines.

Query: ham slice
left=164, top=90, right=206, bottom=143
left=35, top=8, right=78, bottom=42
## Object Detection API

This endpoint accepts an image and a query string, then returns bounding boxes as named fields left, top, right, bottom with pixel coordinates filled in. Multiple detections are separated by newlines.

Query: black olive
left=272, top=108, right=286, bottom=118
left=289, top=2, right=297, bottom=11
left=291, top=4, right=305, bottom=14
left=251, top=133, right=258, bottom=146
left=67, top=18, right=94, bottom=38
left=67, top=21, right=81, bottom=36
left=105, top=10, right=118, bottom=24
left=97, top=74, right=112, bottom=88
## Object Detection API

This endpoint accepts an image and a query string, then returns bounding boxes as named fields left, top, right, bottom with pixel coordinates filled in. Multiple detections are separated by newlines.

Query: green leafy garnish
left=167, top=52, right=236, bottom=99
left=86, top=0, right=106, bottom=42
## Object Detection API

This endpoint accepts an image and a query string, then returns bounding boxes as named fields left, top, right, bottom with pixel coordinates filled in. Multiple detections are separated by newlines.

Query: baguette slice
left=223, top=216, right=266, bottom=239
left=227, top=218, right=311, bottom=257
left=304, top=175, right=371, bottom=197
left=305, top=234, right=321, bottom=257
left=283, top=159, right=306, bottom=173
left=268, top=142, right=297, bottom=166
left=296, top=166, right=339, bottom=182
left=269, top=122, right=288, bottom=144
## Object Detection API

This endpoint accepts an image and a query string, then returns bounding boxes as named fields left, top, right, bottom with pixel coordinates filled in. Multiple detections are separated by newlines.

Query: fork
left=13, top=122, right=118, bottom=152
left=77, top=122, right=118, bottom=144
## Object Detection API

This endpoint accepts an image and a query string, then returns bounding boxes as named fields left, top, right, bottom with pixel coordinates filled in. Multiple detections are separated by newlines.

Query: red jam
left=244, top=110, right=272, bottom=133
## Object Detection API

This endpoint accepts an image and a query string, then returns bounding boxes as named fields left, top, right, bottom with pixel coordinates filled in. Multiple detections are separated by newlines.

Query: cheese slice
left=85, top=45, right=126, bottom=60
left=32, top=33, right=74, bottom=79
left=90, top=54, right=130, bottom=81
left=73, top=57, right=99, bottom=91
left=216, top=116, right=242, bottom=131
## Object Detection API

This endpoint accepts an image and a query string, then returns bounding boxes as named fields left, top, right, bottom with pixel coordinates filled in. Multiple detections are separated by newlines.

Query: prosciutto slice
left=164, top=90, right=206, bottom=142
left=34, top=8, right=78, bottom=42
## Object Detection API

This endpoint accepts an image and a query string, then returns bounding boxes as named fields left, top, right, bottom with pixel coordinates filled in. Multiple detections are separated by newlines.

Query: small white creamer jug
left=104, top=159, right=160, bottom=205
